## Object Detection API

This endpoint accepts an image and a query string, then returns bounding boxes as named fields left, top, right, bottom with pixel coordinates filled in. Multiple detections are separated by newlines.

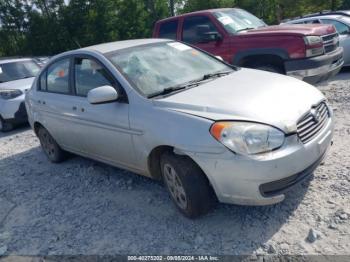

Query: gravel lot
left=0, top=70, right=349, bottom=257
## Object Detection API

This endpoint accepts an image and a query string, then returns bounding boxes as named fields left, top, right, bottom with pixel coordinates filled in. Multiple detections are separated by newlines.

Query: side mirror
left=87, top=85, right=119, bottom=104
left=196, top=25, right=222, bottom=43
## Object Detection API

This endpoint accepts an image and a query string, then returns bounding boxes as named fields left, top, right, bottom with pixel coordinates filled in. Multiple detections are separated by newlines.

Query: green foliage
left=0, top=0, right=347, bottom=56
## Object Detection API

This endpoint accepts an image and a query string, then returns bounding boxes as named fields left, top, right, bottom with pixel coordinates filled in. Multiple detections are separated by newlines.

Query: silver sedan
left=25, top=39, right=334, bottom=218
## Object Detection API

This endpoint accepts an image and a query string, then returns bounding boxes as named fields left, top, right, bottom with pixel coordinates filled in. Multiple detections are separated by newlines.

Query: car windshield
left=108, top=42, right=233, bottom=97
left=0, top=60, right=40, bottom=83
left=213, top=9, right=266, bottom=34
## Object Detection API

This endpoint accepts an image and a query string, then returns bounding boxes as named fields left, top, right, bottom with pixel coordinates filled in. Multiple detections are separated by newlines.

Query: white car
left=0, top=58, right=40, bottom=131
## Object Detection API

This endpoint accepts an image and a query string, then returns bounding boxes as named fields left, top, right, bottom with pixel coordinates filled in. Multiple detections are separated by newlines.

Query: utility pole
left=169, top=0, right=175, bottom=16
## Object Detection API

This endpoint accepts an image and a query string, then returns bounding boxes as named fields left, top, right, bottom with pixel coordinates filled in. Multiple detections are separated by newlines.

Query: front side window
left=159, top=20, right=178, bottom=40
left=182, top=16, right=219, bottom=43
left=108, top=42, right=232, bottom=97
left=321, top=19, right=350, bottom=35
left=213, top=9, right=266, bottom=34
left=0, top=60, right=40, bottom=83
left=46, top=58, right=70, bottom=94
left=74, top=58, right=113, bottom=96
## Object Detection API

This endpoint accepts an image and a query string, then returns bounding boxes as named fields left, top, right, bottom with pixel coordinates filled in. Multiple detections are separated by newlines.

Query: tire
left=37, top=127, right=66, bottom=163
left=0, top=117, right=14, bottom=132
left=252, top=64, right=284, bottom=74
left=160, top=151, right=216, bottom=218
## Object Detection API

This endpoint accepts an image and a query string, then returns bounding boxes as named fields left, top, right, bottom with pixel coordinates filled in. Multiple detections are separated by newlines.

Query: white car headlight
left=0, top=89, right=23, bottom=100
left=210, top=122, right=285, bottom=155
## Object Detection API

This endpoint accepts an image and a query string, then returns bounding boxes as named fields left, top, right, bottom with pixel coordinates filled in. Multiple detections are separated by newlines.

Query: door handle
left=42, top=101, right=46, bottom=105
left=72, top=106, right=77, bottom=111
left=37, top=100, right=41, bottom=104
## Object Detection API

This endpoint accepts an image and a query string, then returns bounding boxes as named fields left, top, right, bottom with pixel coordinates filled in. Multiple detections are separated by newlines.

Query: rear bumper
left=285, top=47, right=344, bottom=84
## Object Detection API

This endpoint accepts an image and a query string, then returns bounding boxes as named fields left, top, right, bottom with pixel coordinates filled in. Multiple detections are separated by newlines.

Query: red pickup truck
left=153, top=8, right=344, bottom=84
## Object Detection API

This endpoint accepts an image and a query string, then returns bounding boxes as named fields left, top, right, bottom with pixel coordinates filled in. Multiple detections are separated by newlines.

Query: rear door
left=157, top=19, right=179, bottom=40
left=34, top=57, right=83, bottom=151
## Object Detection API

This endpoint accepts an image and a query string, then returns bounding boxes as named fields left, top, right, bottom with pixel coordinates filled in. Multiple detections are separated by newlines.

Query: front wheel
left=160, top=151, right=216, bottom=218
left=37, top=127, right=67, bottom=163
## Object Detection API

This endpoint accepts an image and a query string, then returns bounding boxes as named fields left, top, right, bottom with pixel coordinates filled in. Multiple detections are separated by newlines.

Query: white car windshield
left=0, top=60, right=40, bottom=83
left=108, top=42, right=233, bottom=97
left=214, top=9, right=266, bottom=34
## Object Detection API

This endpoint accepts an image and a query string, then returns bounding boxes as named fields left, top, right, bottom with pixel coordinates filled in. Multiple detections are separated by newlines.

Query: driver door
left=69, top=56, right=136, bottom=169
left=181, top=15, right=224, bottom=57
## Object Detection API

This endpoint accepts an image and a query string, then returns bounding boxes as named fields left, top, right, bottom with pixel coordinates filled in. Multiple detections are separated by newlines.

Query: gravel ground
left=0, top=70, right=349, bottom=257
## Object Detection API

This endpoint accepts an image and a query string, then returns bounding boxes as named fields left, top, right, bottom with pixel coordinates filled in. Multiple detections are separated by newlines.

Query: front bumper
left=0, top=95, right=28, bottom=124
left=188, top=116, right=334, bottom=206
left=285, top=47, right=344, bottom=84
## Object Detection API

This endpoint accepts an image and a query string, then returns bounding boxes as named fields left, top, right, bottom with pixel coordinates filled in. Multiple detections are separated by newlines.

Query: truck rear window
left=159, top=20, right=178, bottom=40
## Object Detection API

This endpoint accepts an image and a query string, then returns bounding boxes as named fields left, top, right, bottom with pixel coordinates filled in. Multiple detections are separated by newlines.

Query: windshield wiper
left=147, top=79, right=204, bottom=98
left=202, top=70, right=233, bottom=80
left=236, top=27, right=255, bottom=33
left=147, top=86, right=187, bottom=98
left=148, top=71, right=233, bottom=98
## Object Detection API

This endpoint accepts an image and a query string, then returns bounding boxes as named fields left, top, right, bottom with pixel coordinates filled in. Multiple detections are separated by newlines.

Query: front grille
left=297, top=102, right=329, bottom=144
left=322, top=33, right=339, bottom=54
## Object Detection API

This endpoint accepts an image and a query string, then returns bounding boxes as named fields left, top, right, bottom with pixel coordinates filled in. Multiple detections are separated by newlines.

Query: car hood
left=0, top=77, right=35, bottom=92
left=153, top=68, right=325, bottom=133
left=241, top=24, right=336, bottom=36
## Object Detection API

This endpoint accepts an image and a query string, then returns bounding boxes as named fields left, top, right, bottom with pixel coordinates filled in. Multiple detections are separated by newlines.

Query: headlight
left=304, top=36, right=322, bottom=46
left=304, top=36, right=324, bottom=57
left=0, top=89, right=23, bottom=100
left=210, top=122, right=285, bottom=155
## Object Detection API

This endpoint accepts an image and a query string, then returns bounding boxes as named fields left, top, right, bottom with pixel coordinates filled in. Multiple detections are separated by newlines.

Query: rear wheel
left=160, top=151, right=215, bottom=218
left=0, top=117, right=14, bottom=132
left=37, top=127, right=66, bottom=163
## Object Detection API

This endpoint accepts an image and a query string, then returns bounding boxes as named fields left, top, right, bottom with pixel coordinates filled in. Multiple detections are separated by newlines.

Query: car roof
left=0, top=58, right=33, bottom=65
left=81, top=38, right=170, bottom=54
left=286, top=15, right=349, bottom=24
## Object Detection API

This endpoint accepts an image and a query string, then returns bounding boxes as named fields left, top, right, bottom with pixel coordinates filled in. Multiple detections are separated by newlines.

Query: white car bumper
left=0, top=94, right=27, bottom=123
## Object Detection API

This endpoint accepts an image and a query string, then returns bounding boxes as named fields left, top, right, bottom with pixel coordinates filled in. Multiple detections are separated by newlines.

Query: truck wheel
left=0, top=117, right=14, bottom=132
left=160, top=151, right=215, bottom=218
left=253, top=64, right=284, bottom=74
left=37, top=127, right=66, bottom=163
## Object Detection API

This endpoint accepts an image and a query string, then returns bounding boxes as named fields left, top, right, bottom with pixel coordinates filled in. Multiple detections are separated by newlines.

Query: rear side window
left=182, top=16, right=219, bottom=44
left=159, top=20, right=178, bottom=40
left=74, top=57, right=114, bottom=96
left=46, top=58, right=70, bottom=94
